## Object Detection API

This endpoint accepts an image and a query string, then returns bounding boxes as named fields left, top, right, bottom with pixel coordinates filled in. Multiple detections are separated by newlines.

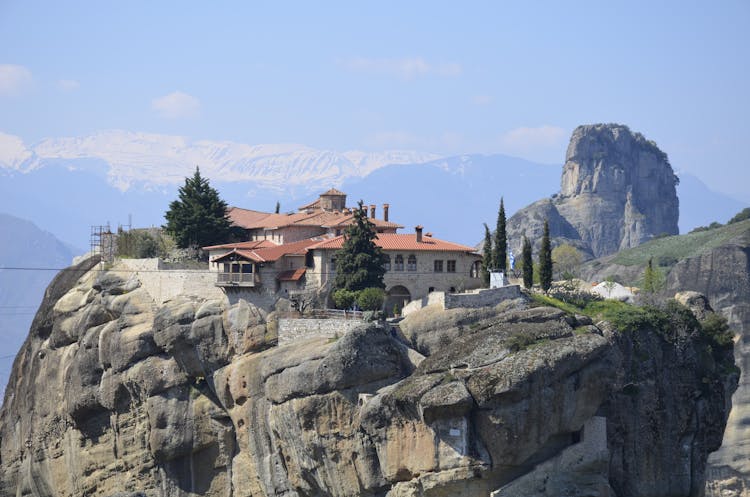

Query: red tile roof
left=323, top=215, right=403, bottom=230
left=297, top=198, right=321, bottom=210
left=209, top=238, right=318, bottom=263
left=321, top=188, right=346, bottom=196
left=229, top=205, right=402, bottom=231
left=277, top=267, right=307, bottom=281
left=211, top=248, right=265, bottom=263
left=307, top=234, right=479, bottom=253
left=252, top=238, right=314, bottom=261
left=203, top=239, right=276, bottom=250
left=227, top=207, right=275, bottom=229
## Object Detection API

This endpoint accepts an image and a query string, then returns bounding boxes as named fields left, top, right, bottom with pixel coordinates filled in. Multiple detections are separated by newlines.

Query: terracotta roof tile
left=252, top=238, right=315, bottom=261
left=297, top=198, right=321, bottom=210
left=209, top=238, right=323, bottom=263
left=321, top=188, right=346, bottom=196
left=203, top=239, right=276, bottom=250
left=227, top=207, right=275, bottom=229
left=307, top=234, right=479, bottom=253
left=324, top=216, right=403, bottom=229
left=277, top=267, right=307, bottom=281
left=210, top=248, right=265, bottom=263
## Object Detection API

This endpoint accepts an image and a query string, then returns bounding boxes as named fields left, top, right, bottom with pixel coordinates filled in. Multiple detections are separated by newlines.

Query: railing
left=278, top=308, right=365, bottom=320
left=216, top=272, right=257, bottom=287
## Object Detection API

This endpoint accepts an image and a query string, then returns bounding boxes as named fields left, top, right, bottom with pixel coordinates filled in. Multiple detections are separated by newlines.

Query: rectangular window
left=434, top=260, right=443, bottom=272
left=331, top=257, right=336, bottom=271
left=447, top=260, right=456, bottom=273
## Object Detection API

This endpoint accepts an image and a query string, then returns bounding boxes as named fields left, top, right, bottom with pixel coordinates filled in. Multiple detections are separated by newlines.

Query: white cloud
left=497, top=125, right=568, bottom=163
left=151, top=91, right=201, bottom=119
left=58, top=79, right=80, bottom=91
left=340, top=57, right=462, bottom=80
left=0, top=64, right=32, bottom=96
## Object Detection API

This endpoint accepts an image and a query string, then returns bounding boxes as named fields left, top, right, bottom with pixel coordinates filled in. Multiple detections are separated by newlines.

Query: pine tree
left=643, top=258, right=655, bottom=293
left=522, top=235, right=533, bottom=289
left=164, top=167, right=235, bottom=248
left=332, top=200, right=387, bottom=292
left=538, top=219, right=553, bottom=292
left=642, top=257, right=663, bottom=294
left=493, top=197, right=507, bottom=272
left=481, top=223, right=492, bottom=287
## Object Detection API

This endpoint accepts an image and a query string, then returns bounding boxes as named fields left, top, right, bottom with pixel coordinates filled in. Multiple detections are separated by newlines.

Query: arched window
left=394, top=255, right=404, bottom=271
left=383, top=255, right=391, bottom=271
left=407, top=254, right=417, bottom=271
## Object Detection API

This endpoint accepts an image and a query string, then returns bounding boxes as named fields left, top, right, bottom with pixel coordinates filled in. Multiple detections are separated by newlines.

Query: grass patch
left=530, top=293, right=581, bottom=315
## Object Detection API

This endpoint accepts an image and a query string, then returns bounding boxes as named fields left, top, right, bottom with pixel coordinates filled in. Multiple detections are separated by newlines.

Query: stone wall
left=402, top=285, right=522, bottom=316
left=277, top=317, right=365, bottom=345
left=445, top=285, right=522, bottom=309
left=118, top=258, right=225, bottom=304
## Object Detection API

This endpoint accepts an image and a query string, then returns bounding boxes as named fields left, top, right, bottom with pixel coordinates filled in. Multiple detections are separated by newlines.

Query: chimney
left=370, top=204, right=376, bottom=219
left=415, top=225, right=423, bottom=243
left=383, top=203, right=389, bottom=222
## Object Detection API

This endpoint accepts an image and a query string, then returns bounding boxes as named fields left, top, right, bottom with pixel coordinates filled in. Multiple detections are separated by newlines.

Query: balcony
left=215, top=272, right=259, bottom=287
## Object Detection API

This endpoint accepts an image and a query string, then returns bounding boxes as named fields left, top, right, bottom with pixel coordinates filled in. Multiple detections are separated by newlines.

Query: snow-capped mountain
left=0, top=130, right=440, bottom=192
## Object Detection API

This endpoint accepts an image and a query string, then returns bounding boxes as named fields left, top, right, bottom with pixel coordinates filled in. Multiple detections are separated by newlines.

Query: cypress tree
left=493, top=197, right=507, bottom=272
left=522, top=235, right=533, bottom=289
left=332, top=200, right=387, bottom=292
left=539, top=219, right=553, bottom=292
left=275, top=201, right=280, bottom=214
left=481, top=223, right=492, bottom=287
left=164, top=166, right=235, bottom=248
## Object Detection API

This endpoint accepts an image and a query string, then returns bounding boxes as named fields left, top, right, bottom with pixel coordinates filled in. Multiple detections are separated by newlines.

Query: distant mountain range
left=0, top=213, right=76, bottom=402
left=0, top=130, right=439, bottom=192
left=0, top=130, right=746, bottom=249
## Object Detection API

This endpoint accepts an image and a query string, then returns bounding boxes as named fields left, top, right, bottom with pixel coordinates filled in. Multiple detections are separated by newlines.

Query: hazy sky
left=1, top=1, right=748, bottom=201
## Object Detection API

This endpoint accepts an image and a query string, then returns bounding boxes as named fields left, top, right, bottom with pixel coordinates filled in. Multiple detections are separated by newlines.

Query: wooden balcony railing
left=216, top=272, right=258, bottom=287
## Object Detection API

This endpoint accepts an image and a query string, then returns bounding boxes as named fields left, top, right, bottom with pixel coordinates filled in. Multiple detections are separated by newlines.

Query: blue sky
left=1, top=1, right=748, bottom=201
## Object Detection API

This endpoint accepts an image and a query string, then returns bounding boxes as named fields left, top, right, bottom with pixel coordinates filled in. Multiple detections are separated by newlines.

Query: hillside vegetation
left=610, top=219, right=750, bottom=267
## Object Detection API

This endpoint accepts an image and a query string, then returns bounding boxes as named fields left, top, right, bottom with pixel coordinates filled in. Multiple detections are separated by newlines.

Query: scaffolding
left=90, top=224, right=115, bottom=262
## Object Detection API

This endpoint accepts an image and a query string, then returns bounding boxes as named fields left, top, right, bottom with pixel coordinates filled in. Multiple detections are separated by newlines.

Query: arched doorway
left=386, top=285, right=411, bottom=316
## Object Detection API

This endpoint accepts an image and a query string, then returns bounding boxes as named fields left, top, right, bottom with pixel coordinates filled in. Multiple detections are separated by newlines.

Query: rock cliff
left=507, top=124, right=679, bottom=259
left=0, top=257, right=736, bottom=497
left=579, top=220, right=750, bottom=496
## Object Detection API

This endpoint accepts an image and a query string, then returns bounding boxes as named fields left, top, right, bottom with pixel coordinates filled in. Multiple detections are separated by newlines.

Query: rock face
left=666, top=230, right=750, bottom=497
left=579, top=223, right=750, bottom=496
left=507, top=124, right=679, bottom=259
left=0, top=258, right=736, bottom=497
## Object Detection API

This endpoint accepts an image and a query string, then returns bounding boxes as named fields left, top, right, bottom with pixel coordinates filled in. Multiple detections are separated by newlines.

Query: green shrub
left=357, top=287, right=385, bottom=311
left=728, top=207, right=750, bottom=225
left=332, top=289, right=358, bottom=310
left=701, top=312, right=734, bottom=349
left=584, top=301, right=668, bottom=334
left=657, top=255, right=678, bottom=267
left=135, top=232, right=159, bottom=258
